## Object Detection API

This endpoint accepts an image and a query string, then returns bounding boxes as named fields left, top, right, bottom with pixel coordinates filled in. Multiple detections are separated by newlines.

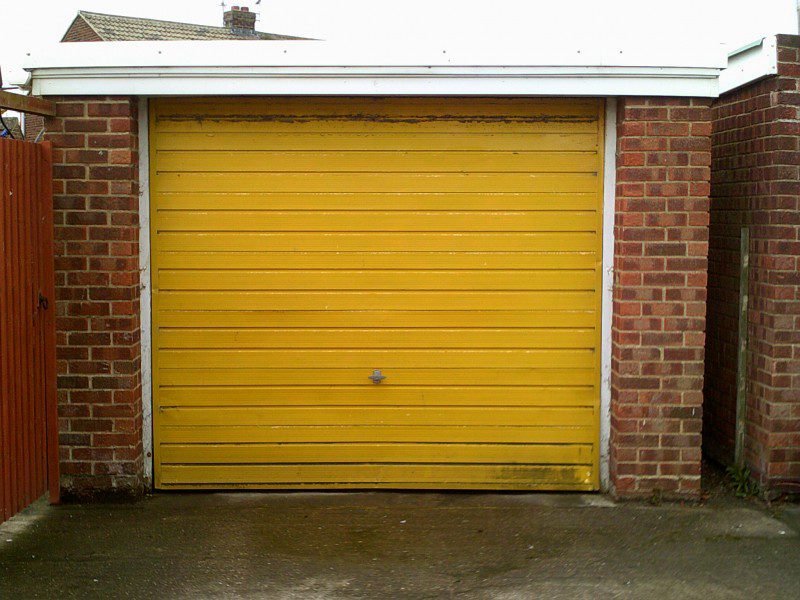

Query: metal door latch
left=38, top=293, right=49, bottom=310
left=369, top=369, right=386, bottom=384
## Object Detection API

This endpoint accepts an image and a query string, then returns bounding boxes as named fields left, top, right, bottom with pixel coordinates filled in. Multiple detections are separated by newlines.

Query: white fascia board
left=30, top=66, right=721, bottom=98
left=26, top=40, right=725, bottom=98
left=719, top=36, right=779, bottom=94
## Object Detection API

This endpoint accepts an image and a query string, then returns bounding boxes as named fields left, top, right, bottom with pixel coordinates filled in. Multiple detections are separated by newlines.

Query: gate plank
left=0, top=139, right=58, bottom=523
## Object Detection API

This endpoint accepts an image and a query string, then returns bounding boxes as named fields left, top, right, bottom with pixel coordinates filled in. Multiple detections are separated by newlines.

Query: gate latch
left=38, top=292, right=49, bottom=310
left=369, top=369, right=386, bottom=384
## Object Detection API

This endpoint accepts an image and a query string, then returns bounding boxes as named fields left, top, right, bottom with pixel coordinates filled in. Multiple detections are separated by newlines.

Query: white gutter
left=25, top=40, right=726, bottom=97
left=719, top=36, right=779, bottom=94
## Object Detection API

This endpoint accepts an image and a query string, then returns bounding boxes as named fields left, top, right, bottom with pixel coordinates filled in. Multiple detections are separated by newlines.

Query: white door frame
left=137, top=96, right=618, bottom=490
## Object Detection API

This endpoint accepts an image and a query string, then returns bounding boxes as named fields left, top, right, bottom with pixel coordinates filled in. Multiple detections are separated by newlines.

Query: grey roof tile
left=75, top=10, right=306, bottom=41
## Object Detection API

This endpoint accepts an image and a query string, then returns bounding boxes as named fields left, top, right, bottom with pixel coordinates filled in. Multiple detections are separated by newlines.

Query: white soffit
left=25, top=40, right=727, bottom=97
left=719, top=36, right=779, bottom=94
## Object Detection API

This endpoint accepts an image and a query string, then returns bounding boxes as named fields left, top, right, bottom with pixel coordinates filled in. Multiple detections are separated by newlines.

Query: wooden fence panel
left=0, top=138, right=57, bottom=522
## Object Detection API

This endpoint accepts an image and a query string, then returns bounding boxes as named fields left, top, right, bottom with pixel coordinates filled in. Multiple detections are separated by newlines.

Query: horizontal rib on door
left=150, top=96, right=604, bottom=491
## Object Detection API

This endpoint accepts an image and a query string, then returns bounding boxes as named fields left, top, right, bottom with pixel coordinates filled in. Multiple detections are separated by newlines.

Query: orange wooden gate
left=0, top=138, right=58, bottom=522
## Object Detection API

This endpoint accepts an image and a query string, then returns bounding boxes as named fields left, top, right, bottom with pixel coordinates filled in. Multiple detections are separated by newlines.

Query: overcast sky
left=1, top=0, right=798, bottom=87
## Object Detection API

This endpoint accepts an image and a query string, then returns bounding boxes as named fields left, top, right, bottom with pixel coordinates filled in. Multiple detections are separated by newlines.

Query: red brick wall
left=61, top=16, right=102, bottom=42
left=611, top=98, right=712, bottom=498
left=705, top=35, right=800, bottom=492
left=43, top=96, right=143, bottom=497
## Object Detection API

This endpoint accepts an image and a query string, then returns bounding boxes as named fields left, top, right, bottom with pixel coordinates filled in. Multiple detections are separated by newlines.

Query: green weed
left=726, top=465, right=761, bottom=498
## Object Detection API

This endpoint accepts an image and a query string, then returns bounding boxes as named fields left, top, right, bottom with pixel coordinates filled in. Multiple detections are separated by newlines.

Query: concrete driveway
left=1, top=491, right=798, bottom=599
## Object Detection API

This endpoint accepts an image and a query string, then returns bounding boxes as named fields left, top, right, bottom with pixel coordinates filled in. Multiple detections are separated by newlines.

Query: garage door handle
left=369, top=369, right=386, bottom=384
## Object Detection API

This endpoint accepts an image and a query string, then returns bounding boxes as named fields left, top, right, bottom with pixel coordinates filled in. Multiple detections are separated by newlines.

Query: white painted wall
left=600, top=99, right=617, bottom=491
left=137, top=98, right=153, bottom=486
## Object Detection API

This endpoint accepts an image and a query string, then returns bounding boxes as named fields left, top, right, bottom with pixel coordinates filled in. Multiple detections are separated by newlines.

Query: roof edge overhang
left=26, top=40, right=728, bottom=97
left=719, top=35, right=778, bottom=95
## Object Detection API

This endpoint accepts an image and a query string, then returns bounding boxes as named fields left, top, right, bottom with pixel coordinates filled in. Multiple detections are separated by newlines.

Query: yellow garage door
left=150, top=97, right=604, bottom=490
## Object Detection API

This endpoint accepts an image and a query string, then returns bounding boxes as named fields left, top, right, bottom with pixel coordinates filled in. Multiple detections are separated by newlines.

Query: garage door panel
left=157, top=150, right=599, bottom=174
left=159, top=464, right=594, bottom=489
left=155, top=172, right=600, bottom=194
left=157, top=253, right=599, bottom=271
left=154, top=210, right=598, bottom=232
left=156, top=328, right=596, bottom=349
left=157, top=192, right=599, bottom=211
left=160, top=406, right=595, bottom=427
left=157, top=232, right=599, bottom=252
left=155, top=96, right=601, bottom=117
left=160, top=425, right=596, bottom=445
left=155, top=310, right=598, bottom=329
left=157, top=291, right=597, bottom=311
left=160, top=443, right=594, bottom=465
left=157, top=349, right=596, bottom=370
left=158, top=132, right=600, bottom=152
left=156, top=270, right=596, bottom=291
left=155, top=119, right=601, bottom=135
left=158, top=367, right=596, bottom=387
left=150, top=96, right=603, bottom=490
left=157, top=386, right=596, bottom=407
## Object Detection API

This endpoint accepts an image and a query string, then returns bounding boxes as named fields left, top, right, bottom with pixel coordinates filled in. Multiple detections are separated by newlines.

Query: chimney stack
left=223, top=6, right=257, bottom=34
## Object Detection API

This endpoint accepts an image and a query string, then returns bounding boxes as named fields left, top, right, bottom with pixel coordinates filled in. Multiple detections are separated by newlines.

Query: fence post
left=38, top=141, right=59, bottom=504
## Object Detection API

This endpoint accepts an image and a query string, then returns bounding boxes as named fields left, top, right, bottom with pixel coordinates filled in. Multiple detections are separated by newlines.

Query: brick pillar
left=750, top=36, right=800, bottom=490
left=707, top=35, right=800, bottom=492
left=43, top=96, right=143, bottom=497
left=611, top=98, right=712, bottom=498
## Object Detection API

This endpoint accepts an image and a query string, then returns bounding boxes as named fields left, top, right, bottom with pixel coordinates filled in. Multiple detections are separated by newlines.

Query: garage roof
left=24, top=37, right=777, bottom=98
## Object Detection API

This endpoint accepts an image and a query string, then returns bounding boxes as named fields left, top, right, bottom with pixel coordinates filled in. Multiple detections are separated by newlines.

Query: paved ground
left=1, top=491, right=799, bottom=599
